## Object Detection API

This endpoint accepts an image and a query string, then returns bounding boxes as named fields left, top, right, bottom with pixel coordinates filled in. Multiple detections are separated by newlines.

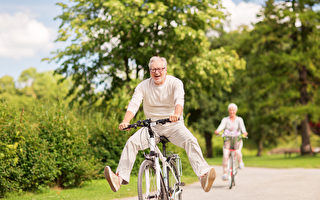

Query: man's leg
left=104, top=128, right=150, bottom=192
left=159, top=121, right=216, bottom=192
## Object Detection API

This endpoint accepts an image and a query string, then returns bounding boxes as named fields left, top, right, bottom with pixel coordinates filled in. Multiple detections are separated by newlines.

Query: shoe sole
left=104, top=166, right=118, bottom=192
left=204, top=168, right=216, bottom=192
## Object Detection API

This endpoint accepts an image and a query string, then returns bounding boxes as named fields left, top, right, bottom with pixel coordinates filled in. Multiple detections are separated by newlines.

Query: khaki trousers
left=116, top=120, right=211, bottom=183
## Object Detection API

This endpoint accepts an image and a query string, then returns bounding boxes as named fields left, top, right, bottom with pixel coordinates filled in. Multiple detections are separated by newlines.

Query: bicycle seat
left=159, top=136, right=170, bottom=144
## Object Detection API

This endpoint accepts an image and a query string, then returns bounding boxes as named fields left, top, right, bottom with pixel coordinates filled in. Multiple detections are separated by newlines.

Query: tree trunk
left=297, top=71, right=313, bottom=155
left=300, top=116, right=313, bottom=155
left=299, top=65, right=313, bottom=155
left=204, top=131, right=213, bottom=158
left=256, top=138, right=263, bottom=157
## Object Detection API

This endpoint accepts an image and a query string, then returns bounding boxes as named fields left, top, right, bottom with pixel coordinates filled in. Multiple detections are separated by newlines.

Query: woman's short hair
left=148, top=56, right=167, bottom=68
left=228, top=103, right=238, bottom=111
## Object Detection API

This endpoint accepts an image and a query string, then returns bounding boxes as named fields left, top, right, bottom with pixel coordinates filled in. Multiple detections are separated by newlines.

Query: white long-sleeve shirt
left=127, top=75, right=184, bottom=120
left=216, top=116, right=247, bottom=136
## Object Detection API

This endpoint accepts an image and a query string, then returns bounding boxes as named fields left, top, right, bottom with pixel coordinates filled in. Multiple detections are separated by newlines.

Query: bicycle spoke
left=138, top=160, right=167, bottom=200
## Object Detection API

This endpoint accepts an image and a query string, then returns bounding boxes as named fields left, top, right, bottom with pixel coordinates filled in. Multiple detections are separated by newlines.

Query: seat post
left=162, top=142, right=166, bottom=157
left=160, top=136, right=169, bottom=157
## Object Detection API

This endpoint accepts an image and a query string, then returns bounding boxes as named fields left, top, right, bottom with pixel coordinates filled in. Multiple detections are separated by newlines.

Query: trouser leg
left=158, top=121, right=211, bottom=177
left=116, top=128, right=149, bottom=184
left=223, top=140, right=231, bottom=175
left=222, top=148, right=230, bottom=174
left=236, top=140, right=243, bottom=163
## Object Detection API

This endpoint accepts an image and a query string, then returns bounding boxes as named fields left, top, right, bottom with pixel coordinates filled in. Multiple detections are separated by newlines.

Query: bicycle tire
left=166, top=159, right=182, bottom=200
left=138, top=160, right=168, bottom=200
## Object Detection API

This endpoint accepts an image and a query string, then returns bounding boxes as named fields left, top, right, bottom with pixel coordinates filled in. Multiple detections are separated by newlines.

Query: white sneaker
left=222, top=174, right=229, bottom=181
left=239, top=162, right=245, bottom=169
left=104, top=166, right=121, bottom=192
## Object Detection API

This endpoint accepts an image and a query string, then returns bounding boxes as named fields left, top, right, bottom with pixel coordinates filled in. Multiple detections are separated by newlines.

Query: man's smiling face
left=149, top=60, right=167, bottom=85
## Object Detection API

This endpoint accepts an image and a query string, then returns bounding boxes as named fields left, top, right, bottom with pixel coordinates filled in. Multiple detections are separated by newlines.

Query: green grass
left=4, top=176, right=198, bottom=200
left=206, top=154, right=320, bottom=168
left=4, top=154, right=319, bottom=200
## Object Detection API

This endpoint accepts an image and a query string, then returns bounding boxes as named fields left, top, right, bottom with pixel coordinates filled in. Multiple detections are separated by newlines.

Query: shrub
left=0, top=101, right=97, bottom=197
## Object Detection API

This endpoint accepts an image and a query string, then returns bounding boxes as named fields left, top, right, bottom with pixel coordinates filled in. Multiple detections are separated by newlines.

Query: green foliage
left=0, top=102, right=24, bottom=197
left=47, top=0, right=225, bottom=105
left=32, top=103, right=96, bottom=188
left=0, top=101, right=97, bottom=197
left=214, top=0, right=320, bottom=155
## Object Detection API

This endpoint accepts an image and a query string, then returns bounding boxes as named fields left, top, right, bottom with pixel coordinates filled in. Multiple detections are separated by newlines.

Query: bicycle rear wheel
left=166, top=159, right=182, bottom=200
left=138, top=160, right=168, bottom=200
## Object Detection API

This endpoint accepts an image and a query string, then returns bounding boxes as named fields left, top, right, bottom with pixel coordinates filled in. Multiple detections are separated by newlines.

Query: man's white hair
left=148, top=56, right=167, bottom=68
left=228, top=103, right=238, bottom=110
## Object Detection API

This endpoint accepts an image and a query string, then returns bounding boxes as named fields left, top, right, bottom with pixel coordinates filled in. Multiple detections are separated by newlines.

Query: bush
left=0, top=102, right=25, bottom=197
left=31, top=102, right=97, bottom=188
left=0, top=101, right=97, bottom=197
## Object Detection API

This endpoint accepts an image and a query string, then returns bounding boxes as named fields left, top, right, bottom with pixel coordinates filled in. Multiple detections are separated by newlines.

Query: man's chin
left=153, top=79, right=162, bottom=85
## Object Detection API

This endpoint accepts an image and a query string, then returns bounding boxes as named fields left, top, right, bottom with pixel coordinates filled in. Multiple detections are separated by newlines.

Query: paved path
left=115, top=166, right=320, bottom=200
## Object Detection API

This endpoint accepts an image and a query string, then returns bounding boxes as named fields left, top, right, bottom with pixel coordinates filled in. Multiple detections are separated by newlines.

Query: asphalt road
left=115, top=165, right=320, bottom=200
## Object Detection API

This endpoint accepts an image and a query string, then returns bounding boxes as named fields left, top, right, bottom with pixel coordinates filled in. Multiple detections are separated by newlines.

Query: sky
left=0, top=0, right=264, bottom=81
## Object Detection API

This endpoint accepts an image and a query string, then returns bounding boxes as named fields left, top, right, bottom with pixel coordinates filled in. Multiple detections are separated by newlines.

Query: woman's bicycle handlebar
left=215, top=132, right=248, bottom=139
left=123, top=118, right=172, bottom=130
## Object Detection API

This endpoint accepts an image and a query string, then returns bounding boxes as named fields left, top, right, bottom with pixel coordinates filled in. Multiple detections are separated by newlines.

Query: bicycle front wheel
left=138, top=160, right=168, bottom=200
left=166, top=159, right=182, bottom=200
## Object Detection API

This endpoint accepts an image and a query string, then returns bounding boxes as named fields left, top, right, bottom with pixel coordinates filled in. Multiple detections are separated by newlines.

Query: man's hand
left=119, top=122, right=130, bottom=131
left=214, top=130, right=220, bottom=135
left=169, top=114, right=180, bottom=122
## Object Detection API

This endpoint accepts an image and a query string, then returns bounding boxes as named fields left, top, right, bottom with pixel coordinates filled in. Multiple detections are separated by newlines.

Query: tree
left=0, top=76, right=17, bottom=103
left=179, top=48, right=245, bottom=157
left=47, top=0, right=248, bottom=157
left=18, top=67, right=72, bottom=103
left=233, top=0, right=320, bottom=155
left=47, top=0, right=225, bottom=105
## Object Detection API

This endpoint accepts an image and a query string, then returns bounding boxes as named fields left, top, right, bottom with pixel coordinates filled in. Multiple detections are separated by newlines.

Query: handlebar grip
left=123, top=124, right=136, bottom=130
left=156, top=118, right=171, bottom=124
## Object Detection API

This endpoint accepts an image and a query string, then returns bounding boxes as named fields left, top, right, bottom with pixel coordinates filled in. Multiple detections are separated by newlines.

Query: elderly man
left=104, top=56, right=216, bottom=192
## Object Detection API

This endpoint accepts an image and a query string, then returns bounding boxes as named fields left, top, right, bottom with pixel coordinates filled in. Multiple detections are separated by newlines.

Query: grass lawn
left=4, top=175, right=198, bottom=200
left=207, top=153, right=320, bottom=168
left=4, top=154, right=319, bottom=200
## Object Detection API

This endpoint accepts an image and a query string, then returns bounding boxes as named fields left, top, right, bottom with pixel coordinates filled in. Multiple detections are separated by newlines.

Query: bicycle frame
left=221, top=135, right=243, bottom=189
left=127, top=119, right=182, bottom=199
left=146, top=126, right=182, bottom=198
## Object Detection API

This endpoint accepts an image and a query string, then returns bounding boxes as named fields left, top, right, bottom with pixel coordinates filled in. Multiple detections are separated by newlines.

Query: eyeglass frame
left=149, top=67, right=166, bottom=73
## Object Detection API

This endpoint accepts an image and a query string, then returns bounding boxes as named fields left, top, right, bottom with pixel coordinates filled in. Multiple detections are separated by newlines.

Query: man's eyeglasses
left=149, top=67, right=166, bottom=73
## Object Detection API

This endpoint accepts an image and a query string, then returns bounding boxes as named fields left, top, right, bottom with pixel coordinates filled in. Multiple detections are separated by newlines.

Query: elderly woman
left=214, top=103, right=248, bottom=181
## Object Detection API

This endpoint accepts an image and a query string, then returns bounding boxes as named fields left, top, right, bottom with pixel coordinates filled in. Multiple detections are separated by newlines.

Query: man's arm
left=119, top=83, right=143, bottom=130
left=170, top=104, right=183, bottom=122
left=119, top=111, right=135, bottom=130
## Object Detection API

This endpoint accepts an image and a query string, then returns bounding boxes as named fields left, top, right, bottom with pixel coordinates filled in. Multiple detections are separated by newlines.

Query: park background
left=1, top=0, right=320, bottom=199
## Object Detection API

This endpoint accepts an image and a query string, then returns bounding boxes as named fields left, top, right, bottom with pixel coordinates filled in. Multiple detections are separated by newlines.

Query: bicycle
left=217, top=134, right=247, bottom=189
left=123, top=118, right=184, bottom=200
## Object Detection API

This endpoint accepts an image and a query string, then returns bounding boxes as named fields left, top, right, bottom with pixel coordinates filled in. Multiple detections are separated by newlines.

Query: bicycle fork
left=148, top=136, right=162, bottom=197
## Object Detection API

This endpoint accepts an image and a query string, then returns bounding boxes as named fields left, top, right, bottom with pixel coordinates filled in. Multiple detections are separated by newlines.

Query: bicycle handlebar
left=216, top=133, right=248, bottom=139
left=123, top=118, right=171, bottom=130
